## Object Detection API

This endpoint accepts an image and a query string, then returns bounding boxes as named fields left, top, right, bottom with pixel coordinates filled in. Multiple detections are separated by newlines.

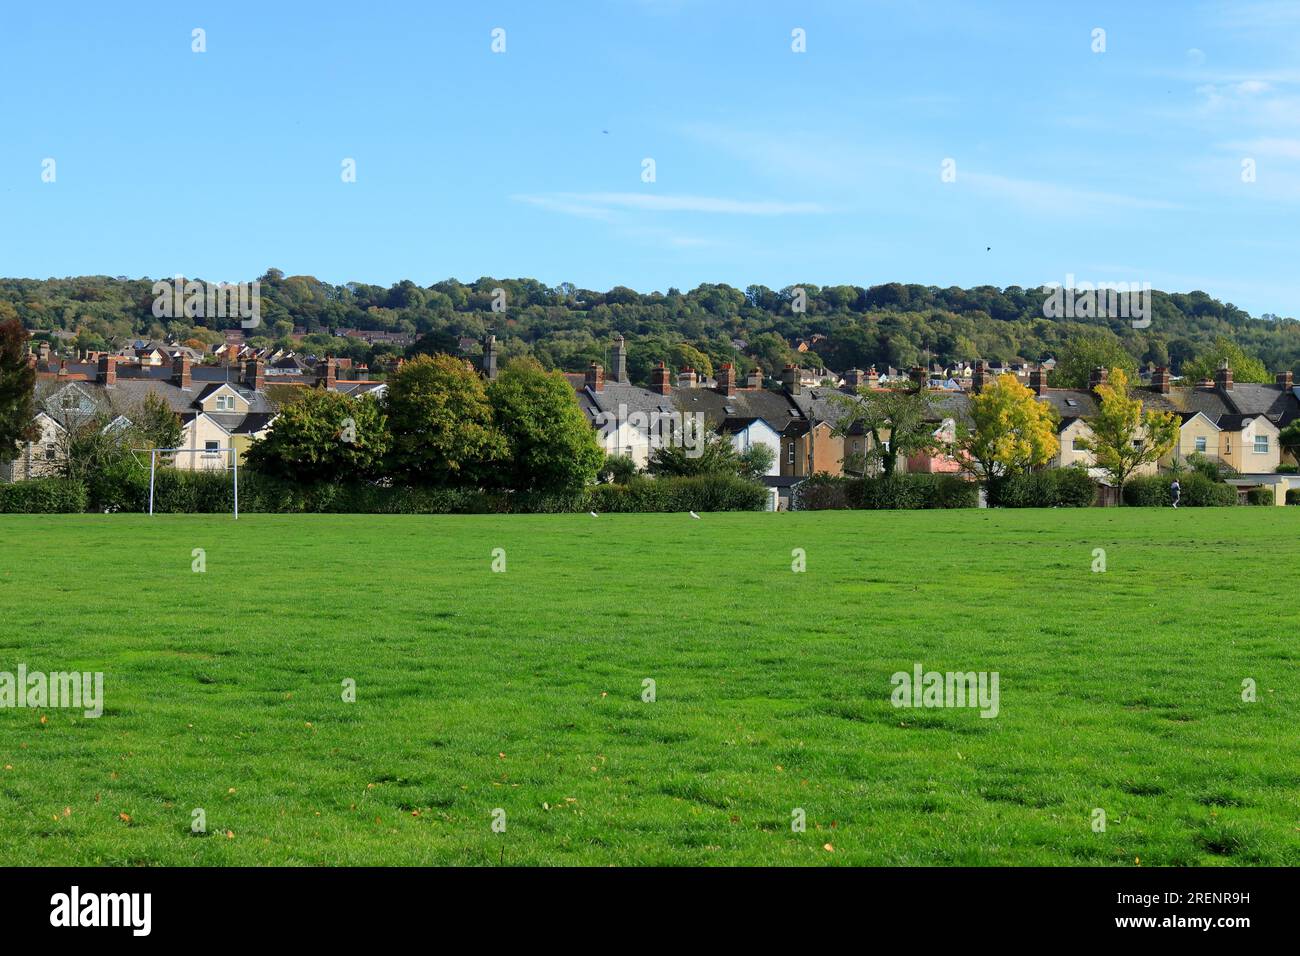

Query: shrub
left=1288, top=488, right=1300, bottom=505
left=792, top=474, right=853, bottom=510
left=794, top=473, right=975, bottom=510
left=988, top=467, right=1097, bottom=508
left=0, top=477, right=87, bottom=513
left=1275, top=463, right=1297, bottom=474
left=1246, top=486, right=1274, bottom=506
left=589, top=475, right=767, bottom=513
left=1124, top=473, right=1237, bottom=506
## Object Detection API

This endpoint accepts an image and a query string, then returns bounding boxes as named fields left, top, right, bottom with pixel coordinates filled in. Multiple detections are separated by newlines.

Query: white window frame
left=1254, top=434, right=1269, bottom=454
left=1194, top=436, right=1207, bottom=453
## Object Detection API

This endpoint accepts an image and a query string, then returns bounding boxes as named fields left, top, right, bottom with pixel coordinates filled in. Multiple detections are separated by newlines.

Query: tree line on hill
left=4, top=271, right=1299, bottom=385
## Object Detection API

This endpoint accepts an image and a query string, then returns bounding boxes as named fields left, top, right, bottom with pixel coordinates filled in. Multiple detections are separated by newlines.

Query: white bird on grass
left=689, top=511, right=701, bottom=519
left=590, top=511, right=599, bottom=517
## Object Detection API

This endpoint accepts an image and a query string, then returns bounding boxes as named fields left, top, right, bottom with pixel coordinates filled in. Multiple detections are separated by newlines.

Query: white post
left=148, top=449, right=157, bottom=516
left=232, top=449, right=239, bottom=520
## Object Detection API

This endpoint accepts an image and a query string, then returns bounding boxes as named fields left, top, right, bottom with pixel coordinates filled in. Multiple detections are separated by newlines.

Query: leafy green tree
left=1278, top=421, right=1300, bottom=463
left=1052, top=331, right=1138, bottom=389
left=599, top=454, right=638, bottom=484
left=1077, top=367, right=1179, bottom=496
left=385, top=354, right=505, bottom=485
left=0, top=319, right=37, bottom=463
left=135, top=391, right=182, bottom=451
left=962, top=373, right=1060, bottom=480
left=487, top=358, right=602, bottom=493
left=246, top=390, right=388, bottom=483
left=1180, top=337, right=1270, bottom=384
left=826, top=380, right=939, bottom=477
left=647, top=430, right=768, bottom=480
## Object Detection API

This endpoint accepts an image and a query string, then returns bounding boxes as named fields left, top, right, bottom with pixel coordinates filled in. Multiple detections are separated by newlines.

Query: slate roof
left=673, top=386, right=804, bottom=434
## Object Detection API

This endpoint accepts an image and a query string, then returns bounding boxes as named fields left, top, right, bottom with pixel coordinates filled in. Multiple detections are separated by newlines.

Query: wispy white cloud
left=961, top=172, right=1182, bottom=214
left=514, top=191, right=826, bottom=216
left=1221, top=137, right=1300, bottom=159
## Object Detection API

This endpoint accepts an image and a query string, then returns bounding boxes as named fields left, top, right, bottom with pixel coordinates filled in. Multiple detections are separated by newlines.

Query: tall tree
left=245, top=390, right=388, bottom=483
left=962, top=374, right=1060, bottom=481
left=0, top=320, right=37, bottom=463
left=1052, top=331, right=1138, bottom=389
left=385, top=354, right=505, bottom=485
left=1078, top=367, right=1180, bottom=495
left=826, top=379, right=939, bottom=477
left=487, top=358, right=603, bottom=493
left=1180, top=337, right=1270, bottom=384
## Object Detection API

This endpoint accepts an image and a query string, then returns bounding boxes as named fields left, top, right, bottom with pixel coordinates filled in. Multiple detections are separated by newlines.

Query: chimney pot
left=585, top=362, right=605, bottom=392
left=172, top=352, right=192, bottom=389
left=650, top=360, right=672, bottom=395
left=716, top=362, right=736, bottom=397
left=1152, top=365, right=1171, bottom=394
left=1214, top=361, right=1233, bottom=391
left=1277, top=369, right=1294, bottom=390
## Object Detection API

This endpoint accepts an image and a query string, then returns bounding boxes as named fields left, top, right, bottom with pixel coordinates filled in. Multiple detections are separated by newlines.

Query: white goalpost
left=139, top=446, right=241, bottom=519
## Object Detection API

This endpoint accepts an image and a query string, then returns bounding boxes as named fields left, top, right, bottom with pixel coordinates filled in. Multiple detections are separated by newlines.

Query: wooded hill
left=4, top=270, right=1297, bottom=381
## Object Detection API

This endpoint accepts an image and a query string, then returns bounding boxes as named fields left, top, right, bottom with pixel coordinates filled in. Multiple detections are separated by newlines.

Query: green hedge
left=123, top=470, right=768, bottom=514
left=1288, top=489, right=1300, bottom=505
left=1123, top=473, right=1237, bottom=507
left=588, top=475, right=768, bottom=513
left=796, top=473, right=976, bottom=510
left=0, top=478, right=88, bottom=513
left=988, top=467, right=1097, bottom=508
left=1246, top=486, right=1274, bottom=506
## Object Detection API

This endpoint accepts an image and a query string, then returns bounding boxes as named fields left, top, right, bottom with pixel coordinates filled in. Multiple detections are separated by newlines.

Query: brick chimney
left=677, top=367, right=698, bottom=390
left=649, top=360, right=671, bottom=395
left=866, top=366, right=879, bottom=389
left=319, top=356, right=337, bottom=389
left=746, top=368, right=763, bottom=389
left=243, top=357, right=265, bottom=392
left=1214, top=360, right=1233, bottom=391
left=843, top=368, right=865, bottom=389
left=611, top=333, right=627, bottom=384
left=909, top=365, right=926, bottom=387
left=972, top=360, right=988, bottom=394
left=171, top=352, right=192, bottom=389
left=1088, top=366, right=1109, bottom=393
left=97, top=355, right=117, bottom=386
left=585, top=362, right=605, bottom=392
left=1275, top=369, right=1293, bottom=390
left=716, top=362, right=736, bottom=397
left=780, top=364, right=801, bottom=396
left=1030, top=364, right=1049, bottom=395
left=1151, top=366, right=1171, bottom=394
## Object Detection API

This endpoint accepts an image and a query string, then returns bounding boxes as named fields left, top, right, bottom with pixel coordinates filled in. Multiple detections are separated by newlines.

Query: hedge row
left=1123, top=473, right=1237, bottom=507
left=14, top=470, right=768, bottom=515
left=796, top=473, right=977, bottom=510
left=0, top=477, right=87, bottom=513
left=987, top=467, right=1097, bottom=508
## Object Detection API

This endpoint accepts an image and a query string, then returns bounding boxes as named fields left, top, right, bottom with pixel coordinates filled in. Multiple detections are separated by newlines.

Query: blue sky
left=2, top=1, right=1298, bottom=316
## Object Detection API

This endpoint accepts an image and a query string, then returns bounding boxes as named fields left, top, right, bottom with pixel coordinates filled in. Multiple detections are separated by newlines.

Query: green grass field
left=1, top=508, right=1297, bottom=866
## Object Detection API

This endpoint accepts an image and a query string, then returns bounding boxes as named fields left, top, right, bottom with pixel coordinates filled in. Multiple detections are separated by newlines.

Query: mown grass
left=0, top=508, right=1297, bottom=866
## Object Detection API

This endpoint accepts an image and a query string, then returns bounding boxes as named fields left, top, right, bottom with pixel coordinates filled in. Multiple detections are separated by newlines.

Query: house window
left=1195, top=436, right=1207, bottom=453
left=787, top=443, right=795, bottom=465
left=1255, top=435, right=1269, bottom=454
left=1225, top=437, right=1231, bottom=454
left=44, top=445, right=56, bottom=461
left=1072, top=438, right=1085, bottom=451
left=204, top=440, right=220, bottom=458
left=1132, top=439, right=1144, bottom=450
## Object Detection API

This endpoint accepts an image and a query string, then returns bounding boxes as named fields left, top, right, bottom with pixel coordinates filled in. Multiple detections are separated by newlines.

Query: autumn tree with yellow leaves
left=962, top=374, right=1060, bottom=482
left=1077, top=367, right=1179, bottom=498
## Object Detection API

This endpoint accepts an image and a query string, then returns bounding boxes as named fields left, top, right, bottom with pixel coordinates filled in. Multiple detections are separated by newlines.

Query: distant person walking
left=1170, top=478, right=1181, bottom=509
